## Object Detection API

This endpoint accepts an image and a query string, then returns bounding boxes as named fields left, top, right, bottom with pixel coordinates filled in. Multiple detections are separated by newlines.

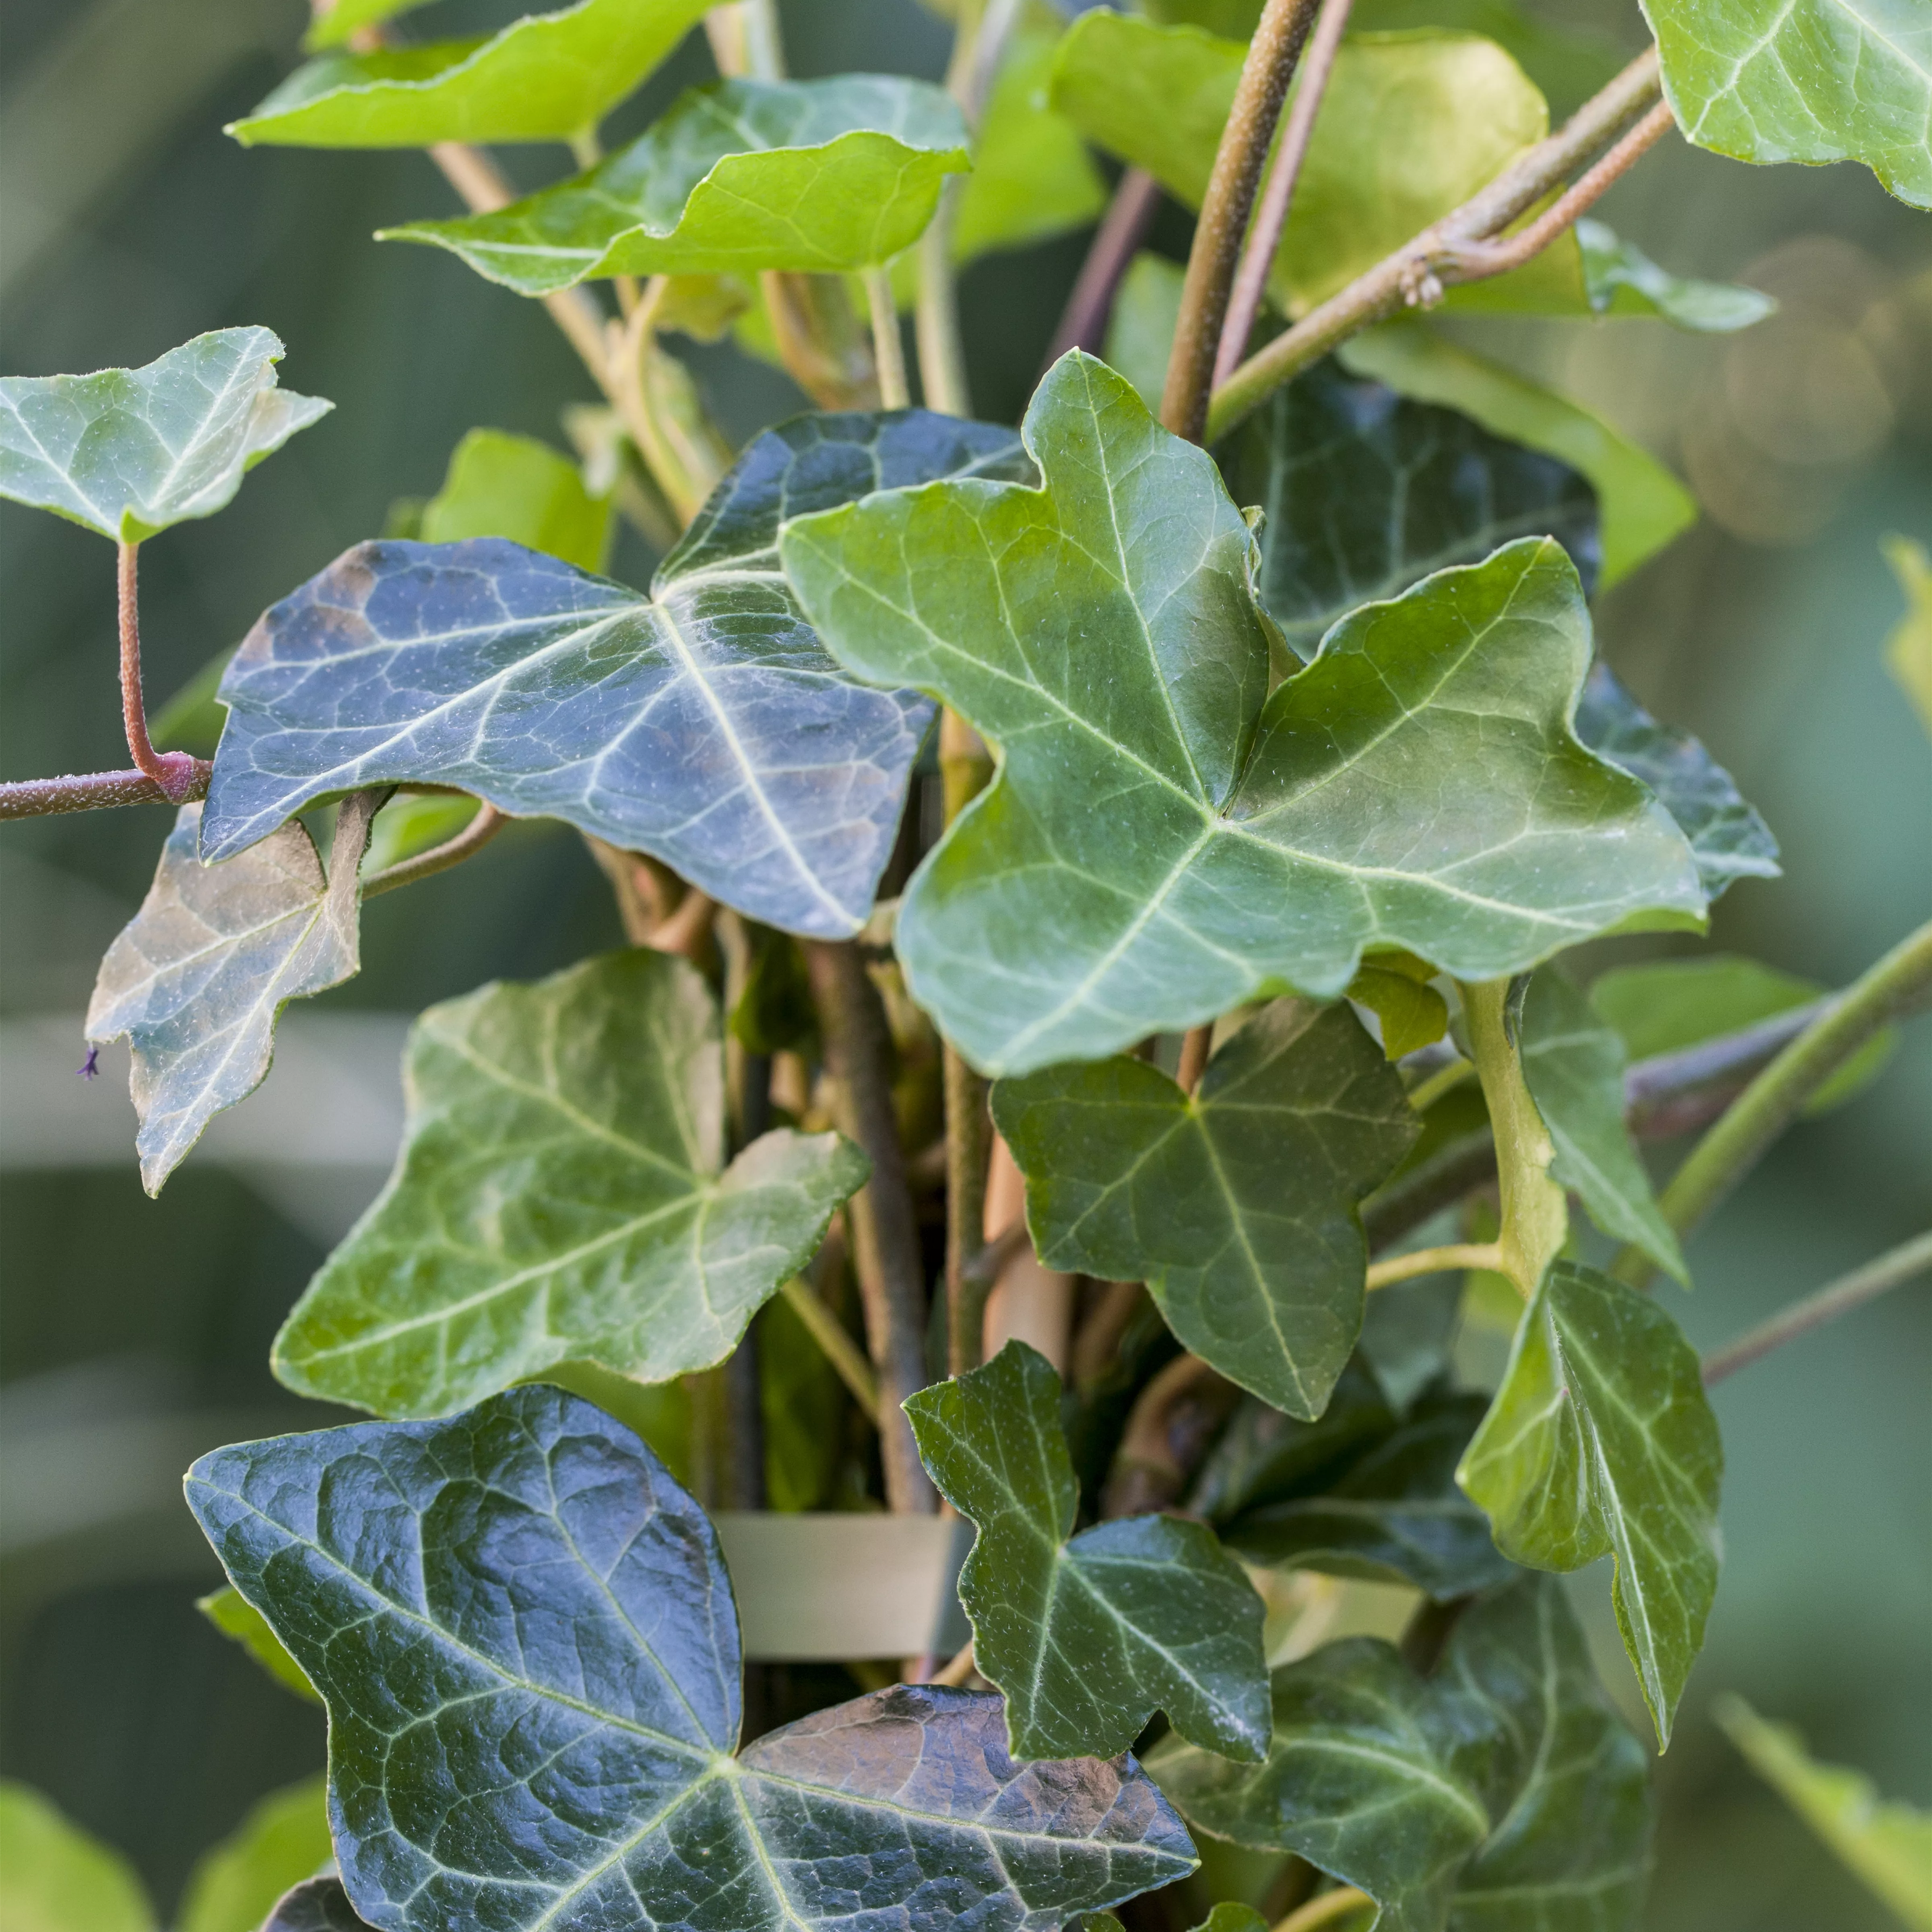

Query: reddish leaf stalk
left=117, top=542, right=200, bottom=801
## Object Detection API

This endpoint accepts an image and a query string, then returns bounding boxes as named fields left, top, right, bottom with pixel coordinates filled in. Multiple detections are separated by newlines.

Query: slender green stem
left=1273, top=1885, right=1375, bottom=1932
left=944, top=1049, right=993, bottom=1376
left=1459, top=978, right=1567, bottom=1297
left=1205, top=46, right=1662, bottom=441
left=359, top=804, right=506, bottom=899
left=1615, top=916, right=1932, bottom=1284
left=1162, top=0, right=1320, bottom=440
left=780, top=1276, right=879, bottom=1412
left=1365, top=1242, right=1501, bottom=1291
left=1702, top=1230, right=1932, bottom=1386
left=1406, top=1055, right=1476, bottom=1114
left=862, top=265, right=910, bottom=409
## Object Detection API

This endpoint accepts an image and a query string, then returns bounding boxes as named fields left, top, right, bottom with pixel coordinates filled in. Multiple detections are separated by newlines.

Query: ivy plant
left=2, top=0, right=1928, bottom=1928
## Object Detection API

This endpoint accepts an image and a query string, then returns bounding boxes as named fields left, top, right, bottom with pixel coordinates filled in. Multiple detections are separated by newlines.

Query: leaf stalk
left=116, top=542, right=200, bottom=801
left=1364, top=1242, right=1502, bottom=1291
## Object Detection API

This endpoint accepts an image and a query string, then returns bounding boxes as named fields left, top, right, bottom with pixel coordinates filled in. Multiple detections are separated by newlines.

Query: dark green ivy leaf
left=203, top=409, right=1030, bottom=938
left=1519, top=969, right=1688, bottom=1284
left=386, top=78, right=968, bottom=295
left=187, top=1385, right=1197, bottom=1930
left=1459, top=1261, right=1723, bottom=1747
left=262, top=1880, right=375, bottom=1932
left=1219, top=358, right=1602, bottom=658
left=1574, top=664, right=1779, bottom=898
left=1150, top=1575, right=1653, bottom=1931
left=274, top=949, right=865, bottom=1418
left=782, top=353, right=1705, bottom=1073
left=906, top=1340, right=1270, bottom=1763
left=1187, top=1359, right=1396, bottom=1522
left=993, top=1001, right=1418, bottom=1420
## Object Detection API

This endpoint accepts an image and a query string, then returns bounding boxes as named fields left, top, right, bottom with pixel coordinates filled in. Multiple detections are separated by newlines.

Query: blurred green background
left=0, top=0, right=1925, bottom=1924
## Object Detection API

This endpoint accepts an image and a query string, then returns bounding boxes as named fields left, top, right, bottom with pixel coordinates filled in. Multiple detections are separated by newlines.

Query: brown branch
left=1213, top=0, right=1354, bottom=388
left=1161, top=0, right=1321, bottom=440
left=1206, top=46, right=1664, bottom=440
left=0, top=761, right=211, bottom=819
left=1042, top=167, right=1164, bottom=367
left=804, top=940, right=937, bottom=1514
left=1175, top=1025, right=1214, bottom=1093
left=1101, top=1351, right=1241, bottom=1519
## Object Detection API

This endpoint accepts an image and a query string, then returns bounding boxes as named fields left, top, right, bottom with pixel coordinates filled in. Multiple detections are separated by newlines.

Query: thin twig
left=944, top=1051, right=994, bottom=1375
left=116, top=543, right=199, bottom=800
left=1273, top=1887, right=1375, bottom=1932
left=779, top=1276, right=879, bottom=1412
left=804, top=940, right=938, bottom=1513
left=1702, top=1230, right=1932, bottom=1386
left=359, top=803, right=507, bottom=898
left=863, top=265, right=910, bottom=409
left=0, top=762, right=211, bottom=819
left=1622, top=999, right=1826, bottom=1137
left=1162, top=0, right=1320, bottom=440
left=1176, top=1025, right=1214, bottom=1093
left=1406, top=1056, right=1476, bottom=1114
left=931, top=1639, right=978, bottom=1687
left=1042, top=167, right=1164, bottom=367
left=960, top=1217, right=1031, bottom=1291
left=1206, top=46, right=1664, bottom=440
left=1101, top=1351, right=1241, bottom=1519
left=1214, top=0, right=1354, bottom=388
left=1364, top=1242, right=1501, bottom=1291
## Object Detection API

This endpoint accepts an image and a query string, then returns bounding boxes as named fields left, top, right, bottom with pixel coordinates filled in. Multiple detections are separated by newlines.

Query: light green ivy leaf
left=1716, top=1695, right=1932, bottom=1930
left=1150, top=1575, right=1653, bottom=1932
left=781, top=352, right=1705, bottom=1075
left=418, top=427, right=612, bottom=572
left=85, top=795, right=376, bottom=1195
left=273, top=949, right=867, bottom=1418
left=303, top=0, right=435, bottom=52
left=1884, top=533, right=1932, bottom=737
left=229, top=0, right=714, bottom=149
left=0, top=328, right=329, bottom=543
left=905, top=1340, right=1271, bottom=1762
left=175, top=1777, right=333, bottom=1932
left=1520, top=969, right=1688, bottom=1284
left=0, top=1783, right=153, bottom=1932
left=1642, top=0, right=1932, bottom=208
left=992, top=1001, right=1418, bottom=1420
left=197, top=1585, right=320, bottom=1703
left=1575, top=219, right=1775, bottom=330
left=1339, top=323, right=1698, bottom=586
left=1102, top=251, right=1185, bottom=415
left=1458, top=1260, right=1723, bottom=1747
left=384, top=77, right=969, bottom=296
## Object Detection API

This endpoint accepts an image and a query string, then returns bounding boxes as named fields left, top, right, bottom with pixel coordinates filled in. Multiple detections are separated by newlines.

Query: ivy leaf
left=228, top=0, right=714, bottom=149
left=1575, top=219, right=1775, bottom=331
left=1338, top=324, right=1697, bottom=587
left=1458, top=1260, right=1723, bottom=1746
left=203, top=409, right=1030, bottom=938
left=1573, top=663, right=1779, bottom=898
left=1884, top=533, right=1932, bottom=737
left=993, top=1001, right=1418, bottom=1420
left=384, top=78, right=969, bottom=297
left=198, top=1585, right=320, bottom=1703
left=1715, top=1696, right=1932, bottom=1929
left=419, top=427, right=612, bottom=572
left=1187, top=1359, right=1395, bottom=1520
left=1590, top=955, right=1895, bottom=1113
left=906, top=1340, right=1270, bottom=1763
left=187, top=1385, right=1198, bottom=1930
left=1642, top=0, right=1932, bottom=208
left=1221, top=356, right=1602, bottom=658
left=1519, top=969, right=1688, bottom=1284
left=0, top=1783, right=153, bottom=1932
left=1222, top=1392, right=1517, bottom=1601
left=262, top=1882, right=375, bottom=1932
left=0, top=328, right=329, bottom=543
left=274, top=949, right=866, bottom=1418
left=303, top=0, right=434, bottom=51
left=1347, top=954, right=1451, bottom=1060
left=1150, top=1575, right=1653, bottom=1931
left=175, top=1776, right=332, bottom=1932
left=782, top=353, right=1705, bottom=1075
left=85, top=795, right=376, bottom=1195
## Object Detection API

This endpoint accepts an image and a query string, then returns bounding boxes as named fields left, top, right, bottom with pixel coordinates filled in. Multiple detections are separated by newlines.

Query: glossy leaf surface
left=204, top=409, right=1030, bottom=937
left=0, top=328, right=328, bottom=542
left=262, top=1882, right=376, bottom=1932
left=993, top=1001, right=1418, bottom=1419
left=907, top=1342, right=1268, bottom=1762
left=0, top=1783, right=152, bottom=1932
left=419, top=427, right=612, bottom=572
left=275, top=949, right=865, bottom=1418
left=229, top=0, right=714, bottom=147
left=1220, top=357, right=1602, bottom=657
left=1459, top=1261, right=1723, bottom=1746
left=187, top=1385, right=1197, bottom=1930
left=1643, top=0, right=1932, bottom=207
left=1150, top=1576, right=1653, bottom=1931
left=1519, top=970, right=1687, bottom=1282
left=198, top=1584, right=320, bottom=1702
left=1884, top=533, right=1932, bottom=736
left=783, top=354, right=1705, bottom=1074
left=86, top=797, right=372, bottom=1195
left=386, top=78, right=969, bottom=295
left=1338, top=325, right=1697, bottom=586
left=1716, top=1696, right=1932, bottom=1929
left=176, top=1776, right=332, bottom=1932
left=1573, top=664, right=1779, bottom=897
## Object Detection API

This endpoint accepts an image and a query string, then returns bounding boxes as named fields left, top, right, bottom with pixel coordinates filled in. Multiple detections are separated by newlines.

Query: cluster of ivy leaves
left=0, top=0, right=1924, bottom=1926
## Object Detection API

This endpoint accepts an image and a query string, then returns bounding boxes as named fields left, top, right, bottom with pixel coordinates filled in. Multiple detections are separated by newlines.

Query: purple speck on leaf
left=77, top=1046, right=100, bottom=1080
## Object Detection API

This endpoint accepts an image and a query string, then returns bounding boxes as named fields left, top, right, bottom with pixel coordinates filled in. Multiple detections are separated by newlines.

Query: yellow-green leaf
left=1884, top=533, right=1932, bottom=738
left=0, top=1784, right=153, bottom=1932
left=418, top=427, right=612, bottom=572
